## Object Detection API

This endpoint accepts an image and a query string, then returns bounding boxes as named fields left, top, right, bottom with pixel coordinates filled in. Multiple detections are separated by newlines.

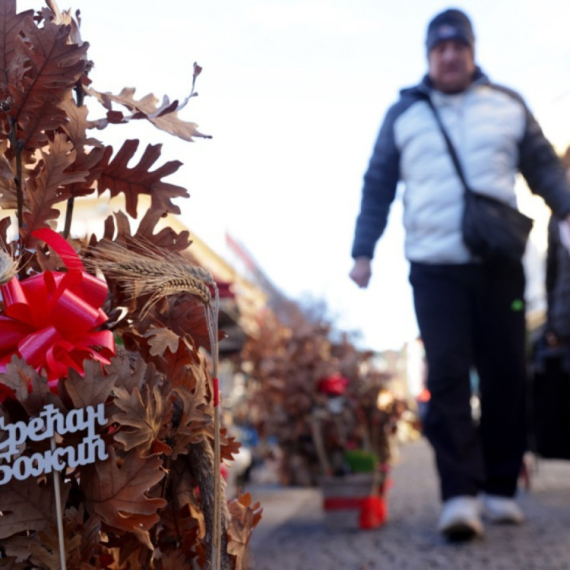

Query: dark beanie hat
left=425, top=8, right=475, bottom=52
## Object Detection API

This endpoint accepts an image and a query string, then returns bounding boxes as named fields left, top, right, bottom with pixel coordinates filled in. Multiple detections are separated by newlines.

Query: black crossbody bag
left=425, top=97, right=534, bottom=262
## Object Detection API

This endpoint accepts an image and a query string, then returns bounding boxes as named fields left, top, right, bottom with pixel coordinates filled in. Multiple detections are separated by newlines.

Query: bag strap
left=424, top=96, right=471, bottom=195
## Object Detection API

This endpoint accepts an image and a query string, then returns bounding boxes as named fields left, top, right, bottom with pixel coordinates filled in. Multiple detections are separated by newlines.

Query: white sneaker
left=482, top=494, right=524, bottom=524
left=438, top=496, right=484, bottom=540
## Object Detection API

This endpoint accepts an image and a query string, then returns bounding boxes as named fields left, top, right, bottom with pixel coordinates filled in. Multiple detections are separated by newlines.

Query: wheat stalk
left=87, top=238, right=214, bottom=317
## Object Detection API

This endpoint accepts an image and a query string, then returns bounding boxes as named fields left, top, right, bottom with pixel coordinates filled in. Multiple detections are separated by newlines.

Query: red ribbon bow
left=0, top=228, right=115, bottom=394
left=318, top=375, right=349, bottom=396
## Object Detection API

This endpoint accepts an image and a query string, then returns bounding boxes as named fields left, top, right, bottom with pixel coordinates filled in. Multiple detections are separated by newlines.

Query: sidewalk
left=245, top=439, right=570, bottom=570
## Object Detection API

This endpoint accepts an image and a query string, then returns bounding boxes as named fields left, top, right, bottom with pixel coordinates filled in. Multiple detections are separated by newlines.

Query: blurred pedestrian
left=349, top=8, right=570, bottom=540
left=546, top=214, right=570, bottom=343
left=529, top=213, right=570, bottom=462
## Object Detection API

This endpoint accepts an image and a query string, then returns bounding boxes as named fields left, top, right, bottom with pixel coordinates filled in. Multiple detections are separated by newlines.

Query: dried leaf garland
left=243, top=302, right=398, bottom=487
left=0, top=0, right=257, bottom=567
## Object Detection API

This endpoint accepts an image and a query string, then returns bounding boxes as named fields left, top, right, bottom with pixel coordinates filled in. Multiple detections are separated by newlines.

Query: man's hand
left=349, top=257, right=372, bottom=288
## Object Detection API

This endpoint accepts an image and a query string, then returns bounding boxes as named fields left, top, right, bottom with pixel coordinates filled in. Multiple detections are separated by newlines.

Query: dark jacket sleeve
left=351, top=103, right=402, bottom=259
left=518, top=107, right=570, bottom=217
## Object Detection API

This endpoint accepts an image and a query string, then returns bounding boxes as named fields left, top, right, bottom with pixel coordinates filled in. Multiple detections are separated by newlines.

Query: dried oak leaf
left=105, top=351, right=148, bottom=393
left=85, top=86, right=210, bottom=142
left=0, top=355, right=34, bottom=402
left=59, top=95, right=108, bottom=198
left=144, top=326, right=180, bottom=357
left=112, top=384, right=172, bottom=457
left=42, top=2, right=83, bottom=45
left=14, top=18, right=87, bottom=93
left=9, top=19, right=88, bottom=146
left=166, top=457, right=206, bottom=557
left=0, top=476, right=70, bottom=540
left=113, top=335, right=171, bottom=395
left=157, top=499, right=201, bottom=568
left=126, top=328, right=198, bottom=388
left=33, top=240, right=65, bottom=272
left=28, top=523, right=82, bottom=570
left=0, top=355, right=63, bottom=416
left=169, top=457, right=199, bottom=511
left=186, top=354, right=212, bottom=400
left=97, top=139, right=188, bottom=218
left=1, top=536, right=32, bottom=564
left=219, top=427, right=242, bottom=462
left=64, top=359, right=117, bottom=409
left=105, top=548, right=145, bottom=570
left=227, top=518, right=251, bottom=570
left=81, top=447, right=167, bottom=549
left=0, top=1, right=34, bottom=96
left=101, top=533, right=148, bottom=569
left=22, top=133, right=89, bottom=242
left=18, top=97, right=68, bottom=149
left=148, top=104, right=211, bottom=144
left=228, top=491, right=263, bottom=527
left=55, top=506, right=104, bottom=569
left=103, top=210, right=133, bottom=244
left=226, top=492, right=263, bottom=570
left=170, top=382, right=212, bottom=460
left=157, top=503, right=201, bottom=562
left=135, top=208, right=191, bottom=253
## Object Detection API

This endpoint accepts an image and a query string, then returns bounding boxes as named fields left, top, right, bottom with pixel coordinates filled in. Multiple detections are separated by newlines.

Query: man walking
left=350, top=8, right=570, bottom=540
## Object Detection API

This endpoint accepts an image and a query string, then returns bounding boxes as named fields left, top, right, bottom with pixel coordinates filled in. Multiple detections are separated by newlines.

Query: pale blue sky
left=18, top=0, right=570, bottom=350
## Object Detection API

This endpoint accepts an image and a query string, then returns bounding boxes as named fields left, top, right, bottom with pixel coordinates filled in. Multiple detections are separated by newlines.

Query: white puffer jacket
left=352, top=70, right=570, bottom=264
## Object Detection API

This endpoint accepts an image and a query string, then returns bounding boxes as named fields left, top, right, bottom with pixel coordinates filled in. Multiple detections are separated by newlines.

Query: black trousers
left=410, top=261, right=527, bottom=501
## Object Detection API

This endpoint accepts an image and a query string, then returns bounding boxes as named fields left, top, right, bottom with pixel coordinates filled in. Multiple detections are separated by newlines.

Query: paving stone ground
left=245, top=439, right=570, bottom=570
